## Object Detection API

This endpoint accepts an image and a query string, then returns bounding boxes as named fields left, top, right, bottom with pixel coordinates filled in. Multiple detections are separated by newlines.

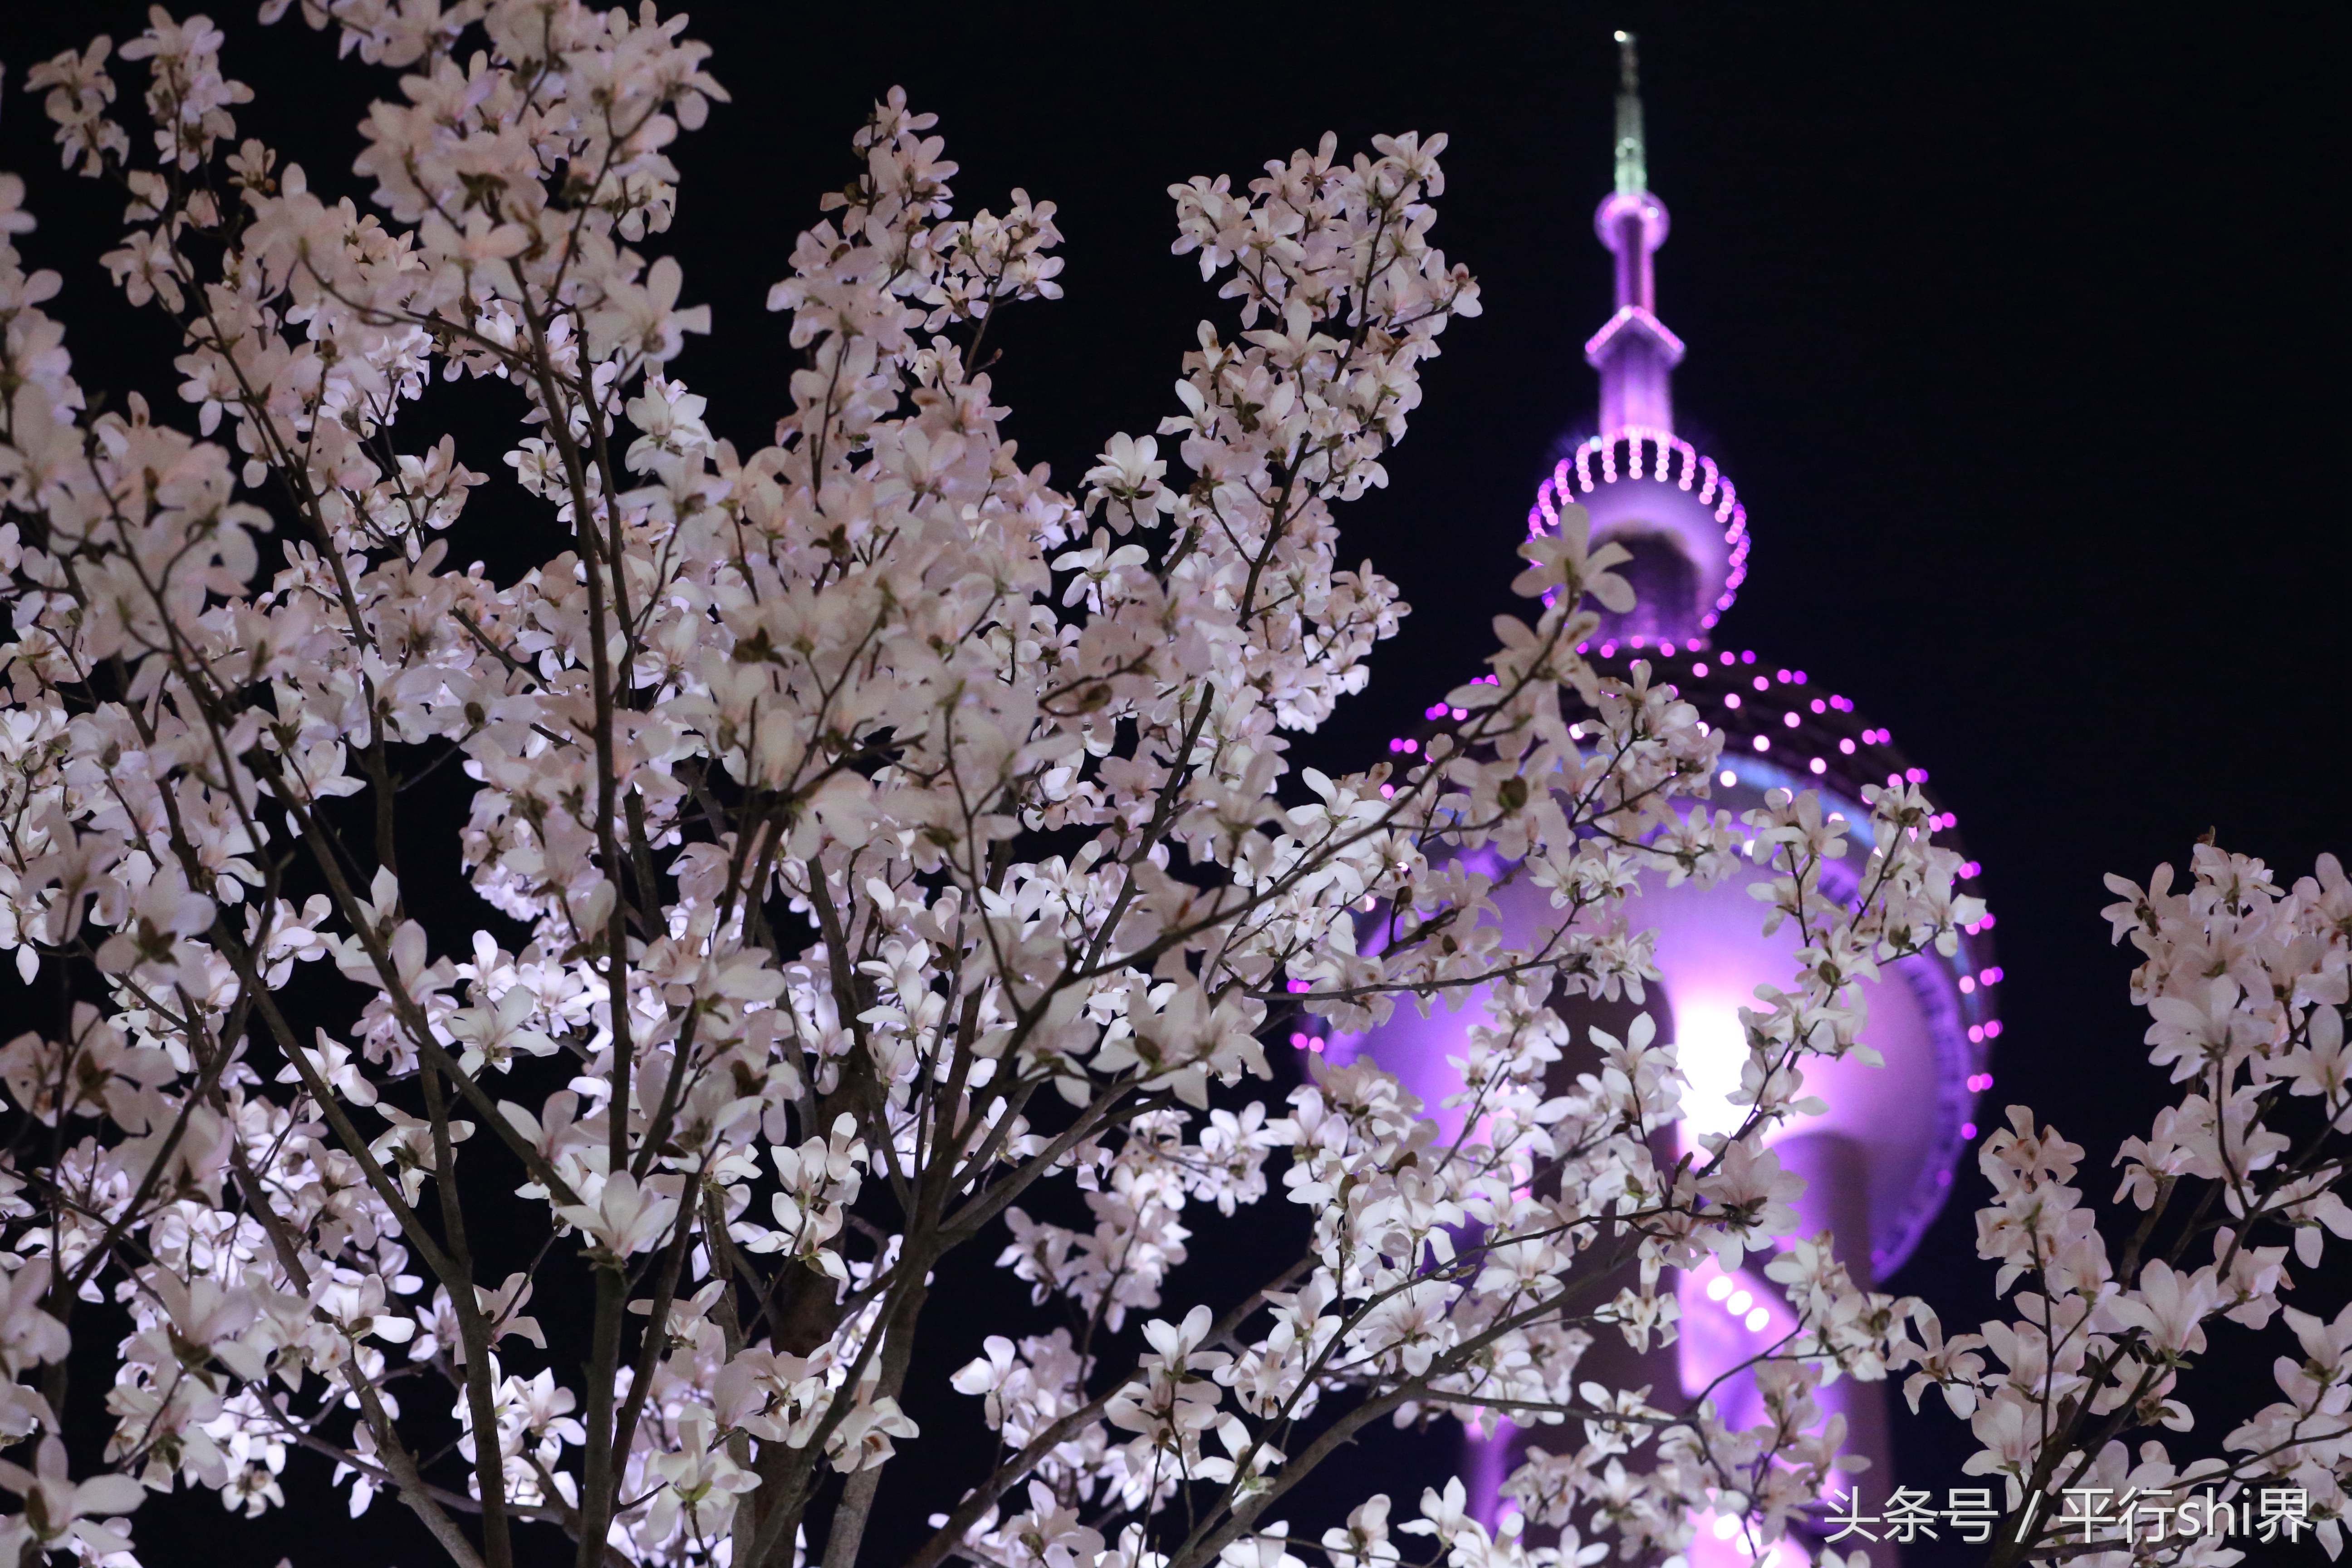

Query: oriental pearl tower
left=1327, top=35, right=2004, bottom=1568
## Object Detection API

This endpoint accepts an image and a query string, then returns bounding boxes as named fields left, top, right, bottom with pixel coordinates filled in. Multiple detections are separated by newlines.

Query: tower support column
left=1777, top=1130, right=1899, bottom=1568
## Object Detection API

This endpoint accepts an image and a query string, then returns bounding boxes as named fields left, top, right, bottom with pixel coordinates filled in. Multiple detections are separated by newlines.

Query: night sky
left=1, top=2, right=2345, bottom=1564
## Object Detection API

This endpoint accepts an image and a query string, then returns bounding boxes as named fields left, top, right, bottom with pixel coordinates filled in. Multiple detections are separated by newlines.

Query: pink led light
left=1808, top=758, right=1826, bottom=775
left=1741, top=650, right=1756, bottom=664
left=1962, top=1122, right=1978, bottom=1140
left=1752, top=735, right=1769, bottom=752
left=1838, top=738, right=1855, bottom=755
left=1724, top=694, right=1742, bottom=709
left=1775, top=669, right=1790, bottom=684
left=1809, top=699, right=1826, bottom=715
left=1968, top=1025, right=1984, bottom=1043
left=1984, top=1019, right=2004, bottom=1038
left=1781, top=712, right=1798, bottom=729
left=1959, top=976, right=1975, bottom=994
left=1451, top=706, right=1468, bottom=720
left=1693, top=661, right=1710, bottom=676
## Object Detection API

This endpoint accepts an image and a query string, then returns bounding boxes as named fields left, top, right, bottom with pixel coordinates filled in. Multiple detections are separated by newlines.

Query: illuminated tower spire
left=1612, top=28, right=1648, bottom=195
left=1587, top=29, right=1683, bottom=435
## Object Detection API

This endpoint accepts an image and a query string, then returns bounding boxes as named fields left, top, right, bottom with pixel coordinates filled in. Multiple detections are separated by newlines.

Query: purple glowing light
left=1529, top=427, right=1750, bottom=634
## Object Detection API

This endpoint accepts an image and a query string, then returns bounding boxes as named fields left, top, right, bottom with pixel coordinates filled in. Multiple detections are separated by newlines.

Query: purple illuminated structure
left=1322, top=34, right=2000, bottom=1568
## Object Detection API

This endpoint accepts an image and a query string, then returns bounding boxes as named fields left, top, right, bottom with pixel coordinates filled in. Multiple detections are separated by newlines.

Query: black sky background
left=1, top=2, right=2347, bottom=1564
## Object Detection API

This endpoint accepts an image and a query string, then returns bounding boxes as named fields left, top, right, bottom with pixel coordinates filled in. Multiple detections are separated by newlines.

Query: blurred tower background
left=1318, top=34, right=2004, bottom=1568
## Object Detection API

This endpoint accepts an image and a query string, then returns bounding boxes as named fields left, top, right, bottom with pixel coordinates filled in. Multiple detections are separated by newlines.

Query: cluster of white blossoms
left=1877, top=845, right=2352, bottom=1563
left=0, top=4, right=2343, bottom=1567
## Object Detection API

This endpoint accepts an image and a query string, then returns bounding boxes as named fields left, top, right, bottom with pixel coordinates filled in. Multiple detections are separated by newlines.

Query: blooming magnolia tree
left=0, top=5, right=2345, bottom=1567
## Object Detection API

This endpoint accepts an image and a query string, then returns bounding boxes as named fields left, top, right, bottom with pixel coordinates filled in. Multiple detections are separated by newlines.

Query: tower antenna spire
left=1612, top=29, right=1647, bottom=195
left=1588, top=29, right=1680, bottom=436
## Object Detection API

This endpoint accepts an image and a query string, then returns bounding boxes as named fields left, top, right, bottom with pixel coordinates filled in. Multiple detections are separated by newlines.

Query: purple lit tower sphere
left=1321, top=36, right=2001, bottom=1568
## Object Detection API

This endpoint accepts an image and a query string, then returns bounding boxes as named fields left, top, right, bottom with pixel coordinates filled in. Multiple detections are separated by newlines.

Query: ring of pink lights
left=1527, top=426, right=1750, bottom=629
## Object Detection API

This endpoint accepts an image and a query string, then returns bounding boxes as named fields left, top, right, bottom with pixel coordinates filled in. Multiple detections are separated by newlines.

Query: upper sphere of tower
left=1595, top=188, right=1670, bottom=254
left=1534, top=429, right=1748, bottom=639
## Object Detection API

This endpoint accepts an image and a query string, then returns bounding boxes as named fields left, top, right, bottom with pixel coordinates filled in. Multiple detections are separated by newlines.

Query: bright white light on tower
left=1676, top=1003, right=1750, bottom=1140
left=1744, top=1307, right=1771, bottom=1333
left=1705, top=1274, right=1733, bottom=1302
